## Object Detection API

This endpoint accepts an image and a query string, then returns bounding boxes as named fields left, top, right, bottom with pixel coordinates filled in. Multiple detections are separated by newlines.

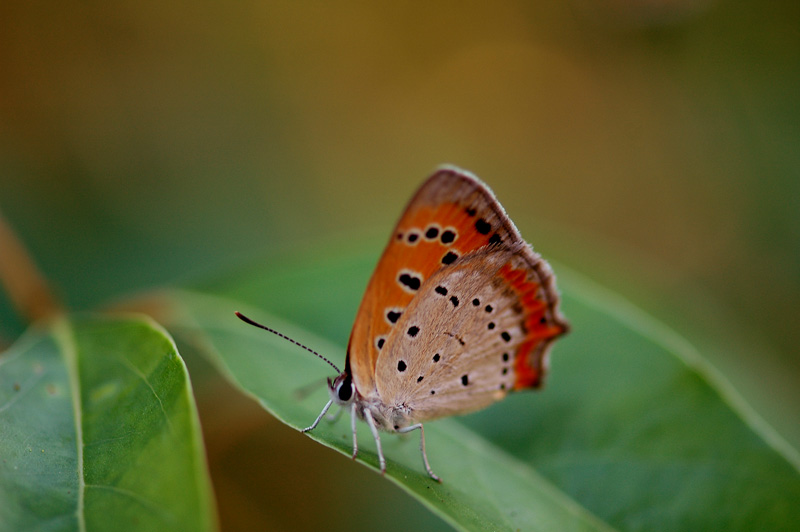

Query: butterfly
left=237, top=166, right=568, bottom=481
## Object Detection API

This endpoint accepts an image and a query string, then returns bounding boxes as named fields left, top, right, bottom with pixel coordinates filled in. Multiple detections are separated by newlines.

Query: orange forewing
left=346, top=168, right=534, bottom=394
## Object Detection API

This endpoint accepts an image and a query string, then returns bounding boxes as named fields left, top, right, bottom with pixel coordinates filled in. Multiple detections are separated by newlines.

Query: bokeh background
left=1, top=1, right=798, bottom=530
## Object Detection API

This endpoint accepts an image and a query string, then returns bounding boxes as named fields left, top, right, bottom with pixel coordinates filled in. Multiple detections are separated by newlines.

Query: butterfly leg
left=301, top=398, right=333, bottom=433
left=325, top=405, right=344, bottom=423
left=397, top=423, right=441, bottom=482
left=350, top=402, right=359, bottom=460
left=363, top=409, right=386, bottom=475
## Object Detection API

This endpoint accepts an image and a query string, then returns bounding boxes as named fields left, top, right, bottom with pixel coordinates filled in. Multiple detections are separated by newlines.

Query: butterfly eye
left=331, top=374, right=354, bottom=403
left=338, top=376, right=354, bottom=402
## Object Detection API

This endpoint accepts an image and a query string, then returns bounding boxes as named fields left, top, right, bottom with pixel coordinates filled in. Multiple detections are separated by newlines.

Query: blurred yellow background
left=1, top=1, right=797, bottom=530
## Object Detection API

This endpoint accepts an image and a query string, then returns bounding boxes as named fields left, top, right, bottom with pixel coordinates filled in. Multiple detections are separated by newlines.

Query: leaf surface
left=172, top=247, right=799, bottom=531
left=0, top=316, right=216, bottom=532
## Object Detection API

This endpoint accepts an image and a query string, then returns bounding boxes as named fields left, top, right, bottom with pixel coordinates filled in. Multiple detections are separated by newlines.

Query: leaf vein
left=116, top=354, right=173, bottom=434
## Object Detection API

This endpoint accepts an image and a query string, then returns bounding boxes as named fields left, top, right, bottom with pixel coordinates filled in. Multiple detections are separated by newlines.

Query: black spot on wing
left=475, top=218, right=491, bottom=235
left=386, top=310, right=402, bottom=324
left=441, top=251, right=458, bottom=265
left=398, top=273, right=421, bottom=291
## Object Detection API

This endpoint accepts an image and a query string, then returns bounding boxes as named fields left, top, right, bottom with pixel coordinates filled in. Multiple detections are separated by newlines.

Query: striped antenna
left=234, top=311, right=342, bottom=374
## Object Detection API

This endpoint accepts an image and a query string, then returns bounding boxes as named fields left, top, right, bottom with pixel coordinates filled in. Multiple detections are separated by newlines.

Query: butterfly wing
left=347, top=166, right=566, bottom=400
left=374, top=244, right=566, bottom=422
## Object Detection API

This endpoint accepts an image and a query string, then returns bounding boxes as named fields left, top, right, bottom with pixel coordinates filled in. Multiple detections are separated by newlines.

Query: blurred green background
left=1, top=1, right=798, bottom=530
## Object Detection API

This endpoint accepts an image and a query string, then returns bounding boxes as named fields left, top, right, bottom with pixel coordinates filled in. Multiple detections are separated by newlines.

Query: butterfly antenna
left=234, top=311, right=341, bottom=374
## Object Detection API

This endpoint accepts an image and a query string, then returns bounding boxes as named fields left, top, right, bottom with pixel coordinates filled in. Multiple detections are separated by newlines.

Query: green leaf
left=0, top=315, right=217, bottom=532
left=174, top=248, right=799, bottom=531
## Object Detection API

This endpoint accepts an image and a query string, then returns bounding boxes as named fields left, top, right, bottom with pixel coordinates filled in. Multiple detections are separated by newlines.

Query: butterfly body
left=300, top=166, right=568, bottom=481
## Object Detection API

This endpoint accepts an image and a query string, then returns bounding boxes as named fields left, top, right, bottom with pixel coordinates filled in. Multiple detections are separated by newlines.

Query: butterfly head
left=328, top=372, right=355, bottom=406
